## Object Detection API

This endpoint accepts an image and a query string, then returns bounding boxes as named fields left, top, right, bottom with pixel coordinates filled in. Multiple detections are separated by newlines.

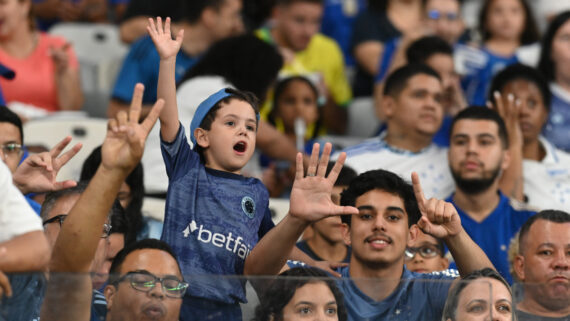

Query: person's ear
left=341, top=223, right=351, bottom=246
left=501, top=146, right=511, bottom=171
left=104, top=284, right=117, bottom=310
left=383, top=95, right=396, bottom=118
left=513, top=254, right=525, bottom=281
left=408, top=224, right=420, bottom=246
left=439, top=257, right=450, bottom=271
left=201, top=7, right=219, bottom=27
left=194, top=128, right=210, bottom=148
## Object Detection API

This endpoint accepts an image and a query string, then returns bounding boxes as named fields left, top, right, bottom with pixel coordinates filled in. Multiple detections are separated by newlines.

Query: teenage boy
left=149, top=18, right=349, bottom=320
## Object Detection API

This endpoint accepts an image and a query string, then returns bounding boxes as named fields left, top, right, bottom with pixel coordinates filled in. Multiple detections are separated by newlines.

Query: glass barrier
left=3, top=270, right=560, bottom=321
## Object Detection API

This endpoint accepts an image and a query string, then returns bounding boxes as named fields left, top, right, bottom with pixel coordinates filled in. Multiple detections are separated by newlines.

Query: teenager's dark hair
left=340, top=170, right=421, bottom=227
left=517, top=210, right=570, bottom=254
left=80, top=146, right=144, bottom=245
left=108, top=239, right=182, bottom=285
left=0, top=106, right=23, bottom=143
left=275, top=0, right=323, bottom=6
left=406, top=36, right=453, bottom=64
left=40, top=181, right=89, bottom=221
left=477, top=0, right=539, bottom=45
left=442, top=268, right=512, bottom=321
left=179, top=34, right=283, bottom=102
left=326, top=162, right=357, bottom=187
left=488, top=63, right=551, bottom=112
left=196, top=88, right=260, bottom=163
left=538, top=11, right=570, bottom=82
left=183, top=0, right=226, bottom=24
left=383, top=64, right=441, bottom=98
left=268, top=76, right=322, bottom=138
left=252, top=267, right=347, bottom=321
left=450, top=106, right=509, bottom=149
left=110, top=200, right=128, bottom=240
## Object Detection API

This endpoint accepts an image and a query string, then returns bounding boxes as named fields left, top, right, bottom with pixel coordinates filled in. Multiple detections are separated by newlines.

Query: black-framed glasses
left=0, top=143, right=23, bottom=158
left=405, top=244, right=442, bottom=261
left=42, top=214, right=112, bottom=238
left=113, top=270, right=188, bottom=298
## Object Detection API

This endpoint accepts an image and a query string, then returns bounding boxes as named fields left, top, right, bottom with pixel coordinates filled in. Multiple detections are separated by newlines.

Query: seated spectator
left=0, top=0, right=83, bottom=115
left=250, top=157, right=493, bottom=320
left=295, top=163, right=356, bottom=263
left=423, top=0, right=467, bottom=45
left=350, top=0, right=424, bottom=97
left=511, top=210, right=570, bottom=320
left=39, top=84, right=178, bottom=321
left=442, top=268, right=514, bottom=321
left=94, top=204, right=127, bottom=291
left=256, top=0, right=352, bottom=134
left=375, top=36, right=466, bottom=147
left=320, top=0, right=366, bottom=67
left=340, top=64, right=454, bottom=199
left=252, top=267, right=347, bottom=321
left=0, top=107, right=82, bottom=213
left=537, top=11, right=570, bottom=151
left=446, top=107, right=535, bottom=283
left=454, top=0, right=540, bottom=106
left=108, top=0, right=243, bottom=119
left=405, top=229, right=449, bottom=273
left=489, top=63, right=570, bottom=211
left=32, top=0, right=108, bottom=31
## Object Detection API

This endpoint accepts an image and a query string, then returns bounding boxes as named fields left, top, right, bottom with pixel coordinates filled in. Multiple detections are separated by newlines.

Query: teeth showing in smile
left=371, top=240, right=387, bottom=244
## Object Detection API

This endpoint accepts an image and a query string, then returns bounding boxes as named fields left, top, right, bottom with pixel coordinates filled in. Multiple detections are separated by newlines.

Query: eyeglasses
left=113, top=270, right=189, bottom=298
left=427, top=9, right=459, bottom=21
left=405, top=244, right=442, bottom=261
left=0, top=143, right=23, bottom=159
left=42, top=214, right=112, bottom=238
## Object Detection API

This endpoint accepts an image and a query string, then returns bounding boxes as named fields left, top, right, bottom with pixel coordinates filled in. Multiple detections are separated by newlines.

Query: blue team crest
left=241, top=196, right=256, bottom=218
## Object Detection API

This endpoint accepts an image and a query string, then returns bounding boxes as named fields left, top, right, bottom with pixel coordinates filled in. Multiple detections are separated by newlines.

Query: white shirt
left=523, top=137, right=570, bottom=211
left=339, top=134, right=455, bottom=199
left=0, top=161, right=43, bottom=243
left=142, top=76, right=232, bottom=194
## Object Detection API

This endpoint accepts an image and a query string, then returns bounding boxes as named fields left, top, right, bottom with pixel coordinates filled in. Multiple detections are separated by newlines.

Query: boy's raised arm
left=148, top=17, right=184, bottom=143
left=244, top=143, right=359, bottom=276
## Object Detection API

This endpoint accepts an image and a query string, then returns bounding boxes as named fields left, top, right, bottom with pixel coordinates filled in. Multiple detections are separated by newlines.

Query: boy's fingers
left=411, top=172, right=427, bottom=212
left=157, top=16, right=163, bottom=34
left=306, top=143, right=320, bottom=176
left=129, top=83, right=145, bottom=123
left=326, top=152, right=346, bottom=184
left=165, top=17, right=171, bottom=35
left=316, top=142, right=332, bottom=177
left=294, top=152, right=304, bottom=181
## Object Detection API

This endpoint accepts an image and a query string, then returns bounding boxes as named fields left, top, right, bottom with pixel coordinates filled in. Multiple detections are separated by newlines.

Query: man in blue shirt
left=250, top=150, right=495, bottom=321
left=108, top=0, right=243, bottom=119
left=446, top=106, right=536, bottom=284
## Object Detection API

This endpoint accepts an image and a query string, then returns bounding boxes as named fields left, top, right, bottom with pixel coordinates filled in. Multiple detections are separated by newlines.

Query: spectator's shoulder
left=342, top=137, right=384, bottom=157
left=126, top=35, right=158, bottom=60
left=310, top=33, right=343, bottom=52
left=508, top=198, right=539, bottom=215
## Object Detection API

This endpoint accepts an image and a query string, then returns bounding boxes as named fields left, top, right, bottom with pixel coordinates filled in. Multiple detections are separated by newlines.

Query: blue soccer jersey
left=447, top=192, right=535, bottom=284
left=161, top=125, right=274, bottom=307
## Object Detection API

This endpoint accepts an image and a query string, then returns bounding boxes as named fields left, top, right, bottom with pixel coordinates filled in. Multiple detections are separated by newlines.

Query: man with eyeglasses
left=404, top=229, right=450, bottom=273
left=40, top=83, right=186, bottom=321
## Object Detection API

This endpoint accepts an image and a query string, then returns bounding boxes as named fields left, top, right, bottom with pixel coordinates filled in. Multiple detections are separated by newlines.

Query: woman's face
left=452, top=277, right=513, bottom=321
left=485, top=0, right=525, bottom=42
left=281, top=282, right=339, bottom=320
left=276, top=79, right=319, bottom=132
left=551, top=20, right=570, bottom=83
left=0, top=0, right=30, bottom=39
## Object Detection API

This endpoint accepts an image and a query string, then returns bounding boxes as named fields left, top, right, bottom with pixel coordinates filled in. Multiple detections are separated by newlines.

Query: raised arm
left=244, top=143, right=359, bottom=276
left=147, top=17, right=184, bottom=142
left=411, top=172, right=494, bottom=276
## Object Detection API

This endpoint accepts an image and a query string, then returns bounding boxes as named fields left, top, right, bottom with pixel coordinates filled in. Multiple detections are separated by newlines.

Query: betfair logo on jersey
left=183, top=221, right=252, bottom=259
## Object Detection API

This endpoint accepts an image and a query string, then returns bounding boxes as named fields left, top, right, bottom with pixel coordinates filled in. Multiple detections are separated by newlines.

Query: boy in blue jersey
left=446, top=106, right=536, bottom=284
left=149, top=17, right=355, bottom=321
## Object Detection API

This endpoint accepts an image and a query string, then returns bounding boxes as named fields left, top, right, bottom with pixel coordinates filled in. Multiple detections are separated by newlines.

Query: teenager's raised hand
left=412, top=172, right=462, bottom=238
left=13, top=136, right=82, bottom=194
left=289, top=143, right=358, bottom=223
left=147, top=17, right=184, bottom=60
left=488, top=91, right=522, bottom=147
left=102, top=84, right=164, bottom=173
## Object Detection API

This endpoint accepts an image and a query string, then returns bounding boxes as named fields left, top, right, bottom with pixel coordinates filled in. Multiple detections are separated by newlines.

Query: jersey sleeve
left=160, top=123, right=199, bottom=182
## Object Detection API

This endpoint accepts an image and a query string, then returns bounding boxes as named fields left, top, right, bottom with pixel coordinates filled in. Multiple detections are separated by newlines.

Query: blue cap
left=0, top=64, right=15, bottom=80
left=189, top=88, right=260, bottom=147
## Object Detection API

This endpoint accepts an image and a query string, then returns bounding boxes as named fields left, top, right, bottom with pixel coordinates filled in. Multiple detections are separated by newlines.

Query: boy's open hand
left=102, top=84, right=164, bottom=173
left=412, top=172, right=462, bottom=239
left=147, top=17, right=183, bottom=60
left=289, top=143, right=358, bottom=223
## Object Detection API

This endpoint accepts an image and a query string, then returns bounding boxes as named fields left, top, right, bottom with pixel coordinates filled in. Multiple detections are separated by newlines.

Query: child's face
left=200, top=100, right=257, bottom=174
left=485, top=0, right=525, bottom=42
left=276, top=79, right=319, bottom=132
left=405, top=230, right=448, bottom=273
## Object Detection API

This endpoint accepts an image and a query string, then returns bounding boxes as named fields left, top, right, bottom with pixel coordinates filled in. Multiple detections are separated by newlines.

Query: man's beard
left=451, top=165, right=502, bottom=195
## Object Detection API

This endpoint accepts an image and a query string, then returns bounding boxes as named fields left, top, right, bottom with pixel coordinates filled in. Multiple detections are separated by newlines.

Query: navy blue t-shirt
left=161, top=125, right=274, bottom=307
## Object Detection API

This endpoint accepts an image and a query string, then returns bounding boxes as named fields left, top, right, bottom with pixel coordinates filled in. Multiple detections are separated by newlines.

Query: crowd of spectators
left=0, top=0, right=569, bottom=320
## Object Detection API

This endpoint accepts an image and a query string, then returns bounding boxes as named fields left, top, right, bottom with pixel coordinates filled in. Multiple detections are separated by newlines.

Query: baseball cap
left=190, top=88, right=260, bottom=147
